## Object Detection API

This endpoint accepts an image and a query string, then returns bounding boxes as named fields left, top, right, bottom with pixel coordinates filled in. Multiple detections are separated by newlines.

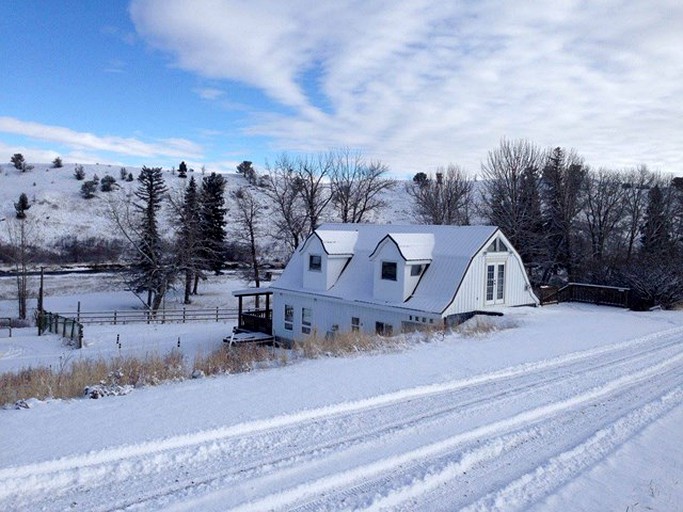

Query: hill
left=0, top=161, right=415, bottom=264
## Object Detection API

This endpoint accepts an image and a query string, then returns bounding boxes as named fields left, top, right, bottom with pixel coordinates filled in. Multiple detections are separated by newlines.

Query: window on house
left=410, top=264, right=423, bottom=276
left=351, top=317, right=360, bottom=332
left=375, top=321, right=393, bottom=336
left=381, top=261, right=397, bottom=281
left=309, top=254, right=322, bottom=271
left=284, top=304, right=293, bottom=331
left=487, top=239, right=509, bottom=253
left=302, top=307, right=312, bottom=334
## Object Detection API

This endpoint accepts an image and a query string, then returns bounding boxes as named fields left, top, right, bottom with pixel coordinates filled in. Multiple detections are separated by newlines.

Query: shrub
left=100, top=174, right=117, bottom=192
left=52, top=157, right=63, bottom=168
left=80, top=180, right=97, bottom=199
left=73, top=165, right=85, bottom=180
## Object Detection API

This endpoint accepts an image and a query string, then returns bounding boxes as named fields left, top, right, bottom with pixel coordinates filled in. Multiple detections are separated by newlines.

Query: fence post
left=114, top=310, right=117, bottom=325
left=216, top=306, right=219, bottom=322
left=183, top=307, right=186, bottom=324
left=77, top=301, right=81, bottom=323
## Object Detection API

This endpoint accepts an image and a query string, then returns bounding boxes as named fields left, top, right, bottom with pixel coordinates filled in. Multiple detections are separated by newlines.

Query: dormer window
left=309, top=254, right=322, bottom=271
left=381, top=261, right=397, bottom=281
left=410, top=264, right=424, bottom=276
left=487, top=239, right=508, bottom=253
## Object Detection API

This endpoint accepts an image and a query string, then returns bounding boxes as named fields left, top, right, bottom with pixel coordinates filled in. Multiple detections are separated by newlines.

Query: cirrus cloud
left=130, top=0, right=683, bottom=175
left=0, top=116, right=203, bottom=160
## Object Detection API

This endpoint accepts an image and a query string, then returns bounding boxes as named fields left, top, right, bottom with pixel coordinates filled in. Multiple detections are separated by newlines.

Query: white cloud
left=130, top=0, right=683, bottom=175
left=194, top=87, right=225, bottom=101
left=0, top=117, right=204, bottom=160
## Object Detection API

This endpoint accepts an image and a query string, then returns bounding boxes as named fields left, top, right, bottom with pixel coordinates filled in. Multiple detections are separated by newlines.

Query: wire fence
left=39, top=312, right=84, bottom=348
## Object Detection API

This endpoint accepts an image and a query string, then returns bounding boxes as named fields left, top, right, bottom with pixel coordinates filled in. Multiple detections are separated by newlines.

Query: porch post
left=265, top=293, right=270, bottom=319
left=238, top=295, right=243, bottom=329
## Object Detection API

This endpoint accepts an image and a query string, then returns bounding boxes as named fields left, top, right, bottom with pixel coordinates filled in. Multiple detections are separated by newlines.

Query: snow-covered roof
left=272, top=223, right=499, bottom=314
left=304, top=229, right=358, bottom=256
left=369, top=233, right=435, bottom=262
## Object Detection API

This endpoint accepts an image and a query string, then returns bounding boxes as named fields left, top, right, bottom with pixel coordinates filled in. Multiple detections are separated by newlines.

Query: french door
left=486, top=263, right=505, bottom=305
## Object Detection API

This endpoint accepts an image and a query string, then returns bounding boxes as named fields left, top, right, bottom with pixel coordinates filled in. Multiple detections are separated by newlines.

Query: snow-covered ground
left=1, top=275, right=682, bottom=511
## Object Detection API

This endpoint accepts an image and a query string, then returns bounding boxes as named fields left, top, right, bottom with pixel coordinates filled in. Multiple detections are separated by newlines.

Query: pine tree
left=178, top=161, right=188, bottom=178
left=52, top=157, right=63, bottom=168
left=541, top=147, right=587, bottom=282
left=199, top=172, right=227, bottom=276
left=10, top=153, right=25, bottom=170
left=640, top=184, right=672, bottom=257
left=131, top=166, right=172, bottom=312
left=176, top=176, right=203, bottom=303
left=14, top=193, right=30, bottom=219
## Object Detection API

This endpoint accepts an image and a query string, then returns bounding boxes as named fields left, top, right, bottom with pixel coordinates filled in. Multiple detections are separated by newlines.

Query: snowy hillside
left=0, top=161, right=416, bottom=255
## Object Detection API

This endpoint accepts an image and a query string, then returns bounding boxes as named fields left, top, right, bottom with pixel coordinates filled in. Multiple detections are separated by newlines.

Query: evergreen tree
left=640, top=184, right=672, bottom=257
left=80, top=180, right=98, bottom=199
left=176, top=176, right=203, bottom=303
left=131, top=167, right=172, bottom=311
left=14, top=193, right=30, bottom=219
left=52, top=157, right=63, bottom=168
left=541, top=147, right=587, bottom=282
left=199, top=172, right=227, bottom=276
left=178, top=161, right=188, bottom=178
left=237, top=160, right=256, bottom=185
left=10, top=153, right=25, bottom=170
left=74, top=165, right=86, bottom=180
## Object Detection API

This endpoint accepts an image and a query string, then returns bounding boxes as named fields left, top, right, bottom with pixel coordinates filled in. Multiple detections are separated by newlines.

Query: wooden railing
left=539, top=283, right=630, bottom=308
left=238, top=309, right=272, bottom=335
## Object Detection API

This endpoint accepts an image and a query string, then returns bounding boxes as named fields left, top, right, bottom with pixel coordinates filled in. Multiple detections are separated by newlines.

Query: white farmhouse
left=266, top=223, right=538, bottom=344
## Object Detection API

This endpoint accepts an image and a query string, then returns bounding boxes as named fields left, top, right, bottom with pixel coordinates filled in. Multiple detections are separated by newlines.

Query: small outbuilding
left=269, top=223, right=538, bottom=344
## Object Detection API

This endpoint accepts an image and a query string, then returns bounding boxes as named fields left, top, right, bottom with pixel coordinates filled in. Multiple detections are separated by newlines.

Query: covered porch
left=232, top=288, right=273, bottom=336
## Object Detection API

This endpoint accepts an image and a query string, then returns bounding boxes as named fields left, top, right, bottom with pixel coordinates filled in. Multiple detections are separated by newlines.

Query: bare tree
left=581, top=168, right=626, bottom=263
left=4, top=218, right=37, bottom=320
left=407, top=165, right=473, bottom=225
left=479, top=139, right=545, bottom=268
left=231, top=187, right=266, bottom=305
left=329, top=149, right=395, bottom=223
left=263, top=154, right=309, bottom=255
left=295, top=153, right=333, bottom=232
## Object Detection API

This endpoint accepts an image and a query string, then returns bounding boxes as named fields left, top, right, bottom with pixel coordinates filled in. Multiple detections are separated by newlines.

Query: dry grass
left=0, top=351, right=186, bottom=406
left=192, top=344, right=276, bottom=375
left=293, top=330, right=407, bottom=358
left=2, top=323, right=457, bottom=406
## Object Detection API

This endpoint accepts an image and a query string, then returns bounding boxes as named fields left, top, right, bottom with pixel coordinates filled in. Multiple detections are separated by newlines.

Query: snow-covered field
left=1, top=273, right=682, bottom=511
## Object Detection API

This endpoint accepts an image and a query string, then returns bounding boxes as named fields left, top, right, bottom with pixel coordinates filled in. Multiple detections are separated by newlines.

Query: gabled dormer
left=301, top=229, right=358, bottom=291
left=369, top=233, right=434, bottom=302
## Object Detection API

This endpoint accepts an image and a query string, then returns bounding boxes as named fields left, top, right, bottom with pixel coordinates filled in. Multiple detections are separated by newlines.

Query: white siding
left=372, top=241, right=405, bottom=302
left=272, top=291, right=439, bottom=343
left=443, top=233, right=537, bottom=316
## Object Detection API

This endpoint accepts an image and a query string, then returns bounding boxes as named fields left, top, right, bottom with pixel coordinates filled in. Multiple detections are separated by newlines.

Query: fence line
left=539, top=283, right=631, bottom=308
left=39, top=312, right=83, bottom=348
left=53, top=307, right=238, bottom=325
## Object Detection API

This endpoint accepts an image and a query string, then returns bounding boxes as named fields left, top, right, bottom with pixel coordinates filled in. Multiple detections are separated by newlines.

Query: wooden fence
left=539, top=283, right=631, bottom=308
left=54, top=307, right=238, bottom=325
left=39, top=311, right=84, bottom=348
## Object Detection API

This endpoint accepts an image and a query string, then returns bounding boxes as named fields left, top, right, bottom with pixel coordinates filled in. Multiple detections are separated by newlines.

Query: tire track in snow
left=224, top=352, right=683, bottom=512
left=1, top=327, right=681, bottom=511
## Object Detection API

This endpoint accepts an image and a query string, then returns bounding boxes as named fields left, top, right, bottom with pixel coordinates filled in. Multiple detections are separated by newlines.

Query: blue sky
left=1, top=1, right=682, bottom=178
